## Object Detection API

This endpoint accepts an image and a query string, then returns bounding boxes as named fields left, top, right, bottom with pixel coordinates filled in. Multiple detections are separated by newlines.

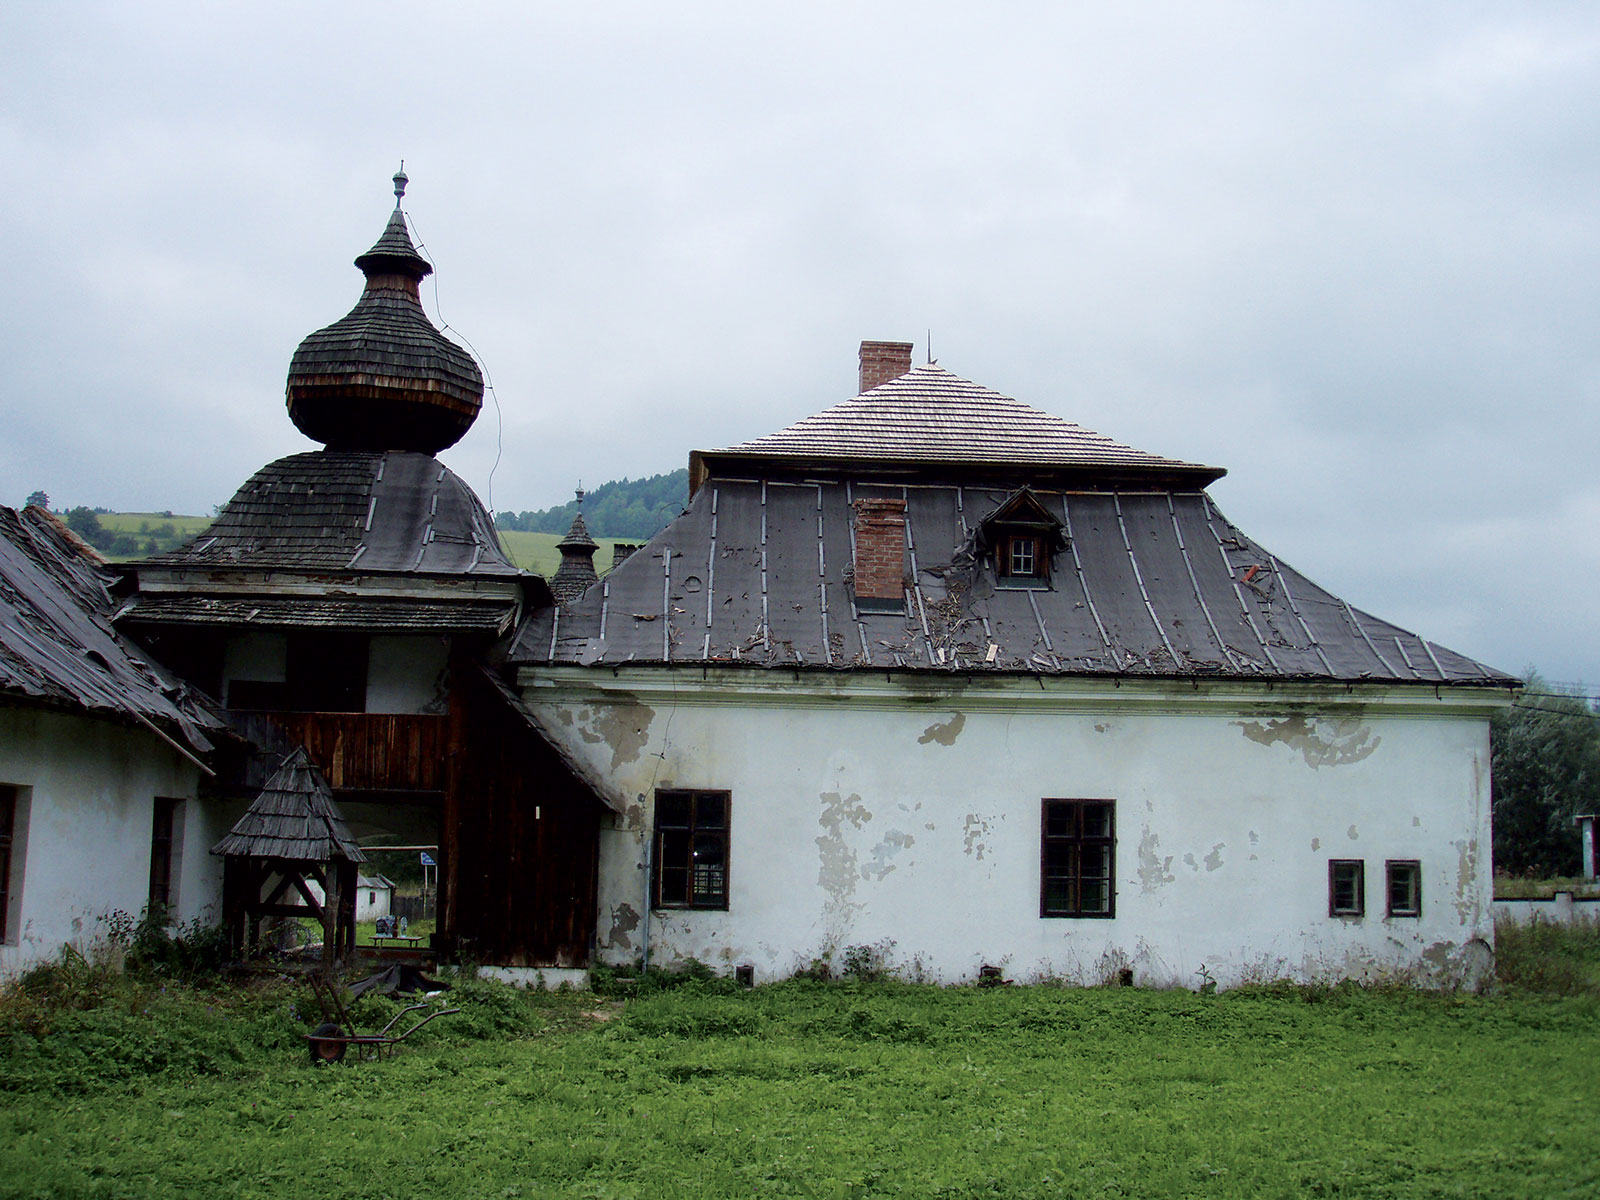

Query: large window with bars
left=1040, top=799, right=1115, bottom=918
left=653, top=789, right=730, bottom=910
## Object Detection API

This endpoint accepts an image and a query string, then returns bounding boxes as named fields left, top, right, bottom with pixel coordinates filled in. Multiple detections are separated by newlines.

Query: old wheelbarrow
left=304, top=971, right=460, bottom=1065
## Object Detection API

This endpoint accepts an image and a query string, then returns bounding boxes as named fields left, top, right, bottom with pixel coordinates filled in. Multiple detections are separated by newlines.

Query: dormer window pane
left=1010, top=537, right=1036, bottom=577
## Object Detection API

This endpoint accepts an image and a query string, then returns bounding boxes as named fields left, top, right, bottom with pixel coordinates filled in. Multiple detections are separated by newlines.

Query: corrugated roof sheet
left=511, top=480, right=1513, bottom=687
left=212, top=747, right=367, bottom=862
left=137, top=451, right=518, bottom=577
left=704, top=364, right=1223, bottom=484
left=0, top=506, right=223, bottom=752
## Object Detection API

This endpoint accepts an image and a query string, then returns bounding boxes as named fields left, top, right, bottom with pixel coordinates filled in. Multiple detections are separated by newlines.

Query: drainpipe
left=640, top=817, right=652, bottom=974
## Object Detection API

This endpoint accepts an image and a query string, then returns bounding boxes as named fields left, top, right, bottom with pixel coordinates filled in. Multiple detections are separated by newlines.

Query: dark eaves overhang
left=688, top=449, right=1227, bottom=497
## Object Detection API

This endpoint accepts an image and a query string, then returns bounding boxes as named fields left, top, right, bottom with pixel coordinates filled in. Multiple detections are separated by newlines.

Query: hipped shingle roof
left=699, top=364, right=1223, bottom=486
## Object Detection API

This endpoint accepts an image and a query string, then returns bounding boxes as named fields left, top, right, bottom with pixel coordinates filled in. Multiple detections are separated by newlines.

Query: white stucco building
left=513, top=342, right=1515, bottom=987
left=0, top=506, right=228, bottom=973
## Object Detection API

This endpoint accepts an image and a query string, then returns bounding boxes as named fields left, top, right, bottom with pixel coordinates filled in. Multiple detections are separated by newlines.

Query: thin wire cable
left=403, top=211, right=517, bottom=568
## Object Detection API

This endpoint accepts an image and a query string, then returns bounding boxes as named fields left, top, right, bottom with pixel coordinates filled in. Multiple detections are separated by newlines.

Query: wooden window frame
left=1386, top=859, right=1421, bottom=918
left=148, top=797, right=178, bottom=915
left=0, top=785, right=15, bottom=943
left=997, top=533, right=1049, bottom=585
left=1040, top=799, right=1116, bottom=919
left=653, top=789, right=731, bottom=911
left=1329, top=859, right=1365, bottom=917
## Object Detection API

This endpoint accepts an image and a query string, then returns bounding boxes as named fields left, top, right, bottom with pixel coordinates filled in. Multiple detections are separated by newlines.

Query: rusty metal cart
left=305, top=971, right=459, bottom=1064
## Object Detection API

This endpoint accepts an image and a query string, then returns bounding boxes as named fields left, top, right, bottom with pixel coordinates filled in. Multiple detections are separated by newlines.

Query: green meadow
left=2, top=922, right=1598, bottom=1199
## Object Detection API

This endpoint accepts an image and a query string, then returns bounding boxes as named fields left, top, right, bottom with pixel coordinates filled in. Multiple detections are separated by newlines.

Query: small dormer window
left=977, top=489, right=1065, bottom=590
left=1003, top=534, right=1041, bottom=581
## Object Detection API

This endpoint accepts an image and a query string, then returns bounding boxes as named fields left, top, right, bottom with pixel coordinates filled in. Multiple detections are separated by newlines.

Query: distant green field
left=90, top=513, right=635, bottom=576
left=97, top=512, right=213, bottom=537
left=494, top=529, right=635, bottom=578
left=92, top=512, right=213, bottom=561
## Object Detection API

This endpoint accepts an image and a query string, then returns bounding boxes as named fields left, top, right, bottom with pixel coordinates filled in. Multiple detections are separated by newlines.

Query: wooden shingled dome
left=285, top=170, right=483, bottom=454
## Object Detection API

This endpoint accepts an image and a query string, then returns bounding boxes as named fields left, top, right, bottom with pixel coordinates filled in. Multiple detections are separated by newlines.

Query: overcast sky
left=3, top=3, right=1597, bottom=686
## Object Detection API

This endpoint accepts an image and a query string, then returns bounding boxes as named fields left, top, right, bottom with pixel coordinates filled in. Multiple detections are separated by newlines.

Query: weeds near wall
left=1494, top=914, right=1600, bottom=995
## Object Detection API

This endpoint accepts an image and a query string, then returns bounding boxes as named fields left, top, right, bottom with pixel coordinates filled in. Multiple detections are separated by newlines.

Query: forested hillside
left=495, top=469, right=686, bottom=539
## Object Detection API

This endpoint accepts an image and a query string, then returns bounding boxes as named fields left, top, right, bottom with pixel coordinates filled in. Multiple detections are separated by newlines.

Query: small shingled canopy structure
left=213, top=747, right=367, bottom=967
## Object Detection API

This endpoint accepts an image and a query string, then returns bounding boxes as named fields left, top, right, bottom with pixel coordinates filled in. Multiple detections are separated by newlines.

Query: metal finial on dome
left=393, top=162, right=408, bottom=207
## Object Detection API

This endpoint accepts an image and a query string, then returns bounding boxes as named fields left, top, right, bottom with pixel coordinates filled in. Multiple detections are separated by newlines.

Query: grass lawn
left=2, top=974, right=1597, bottom=1199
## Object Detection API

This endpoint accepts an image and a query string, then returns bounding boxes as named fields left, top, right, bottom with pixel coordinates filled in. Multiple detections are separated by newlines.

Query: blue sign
left=420, top=851, right=436, bottom=866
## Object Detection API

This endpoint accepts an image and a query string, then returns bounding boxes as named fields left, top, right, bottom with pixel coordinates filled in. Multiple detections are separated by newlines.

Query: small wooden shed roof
left=212, top=747, right=367, bottom=863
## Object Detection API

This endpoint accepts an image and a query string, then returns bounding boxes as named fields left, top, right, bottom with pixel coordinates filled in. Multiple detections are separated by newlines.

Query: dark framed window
left=654, top=789, right=730, bottom=910
left=1041, top=799, right=1115, bottom=918
left=0, top=785, right=15, bottom=943
left=148, top=798, right=179, bottom=914
left=1386, top=860, right=1421, bottom=917
left=1329, top=859, right=1365, bottom=917
left=998, top=533, right=1048, bottom=584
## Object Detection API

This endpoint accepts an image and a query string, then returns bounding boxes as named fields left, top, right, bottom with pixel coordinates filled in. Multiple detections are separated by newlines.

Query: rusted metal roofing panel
left=0, top=506, right=223, bottom=755
left=511, top=481, right=1512, bottom=687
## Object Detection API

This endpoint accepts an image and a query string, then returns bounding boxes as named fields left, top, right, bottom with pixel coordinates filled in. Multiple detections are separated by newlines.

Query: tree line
left=494, top=469, right=687, bottom=539
left=1492, top=672, right=1600, bottom=877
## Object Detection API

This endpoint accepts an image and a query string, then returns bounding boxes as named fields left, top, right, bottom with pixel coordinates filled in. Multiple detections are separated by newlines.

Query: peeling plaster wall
left=525, top=675, right=1498, bottom=987
left=0, top=706, right=217, bottom=975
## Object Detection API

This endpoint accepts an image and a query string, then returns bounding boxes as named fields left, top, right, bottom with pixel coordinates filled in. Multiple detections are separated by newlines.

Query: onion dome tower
left=285, top=168, right=483, bottom=453
left=550, top=489, right=600, bottom=605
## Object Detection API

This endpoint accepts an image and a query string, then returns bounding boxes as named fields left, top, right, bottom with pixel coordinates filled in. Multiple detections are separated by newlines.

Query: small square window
left=1386, top=860, right=1421, bottom=917
left=998, top=534, right=1046, bottom=584
left=1329, top=859, right=1365, bottom=918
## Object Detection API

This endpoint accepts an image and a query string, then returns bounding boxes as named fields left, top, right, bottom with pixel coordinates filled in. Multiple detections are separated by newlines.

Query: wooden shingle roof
left=135, top=451, right=518, bottom=578
left=694, top=364, right=1223, bottom=488
left=0, top=505, right=222, bottom=754
left=212, top=747, right=367, bottom=863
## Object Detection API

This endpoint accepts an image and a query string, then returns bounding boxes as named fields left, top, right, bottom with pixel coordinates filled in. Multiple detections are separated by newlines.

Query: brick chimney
left=852, top=498, right=907, bottom=602
left=859, top=340, right=914, bottom=394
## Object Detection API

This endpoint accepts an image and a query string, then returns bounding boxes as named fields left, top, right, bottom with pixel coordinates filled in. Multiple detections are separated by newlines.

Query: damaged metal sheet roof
left=212, top=747, right=367, bottom=862
left=694, top=365, right=1224, bottom=488
left=137, top=451, right=518, bottom=577
left=511, top=479, right=1514, bottom=687
left=0, top=506, right=223, bottom=754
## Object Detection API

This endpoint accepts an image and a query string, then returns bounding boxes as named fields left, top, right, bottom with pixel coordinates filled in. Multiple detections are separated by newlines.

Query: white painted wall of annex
left=525, top=673, right=1498, bottom=987
left=0, top=706, right=225, bottom=974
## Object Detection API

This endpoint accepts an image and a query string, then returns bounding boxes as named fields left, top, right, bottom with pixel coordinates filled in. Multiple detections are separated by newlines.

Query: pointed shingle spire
left=550, top=489, right=600, bottom=604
